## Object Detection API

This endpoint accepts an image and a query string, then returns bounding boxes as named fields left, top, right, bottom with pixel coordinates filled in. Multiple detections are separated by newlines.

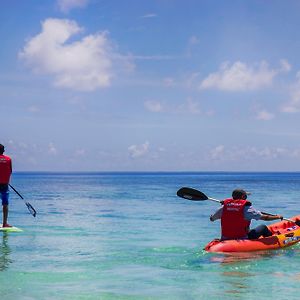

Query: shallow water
left=1, top=172, right=300, bottom=299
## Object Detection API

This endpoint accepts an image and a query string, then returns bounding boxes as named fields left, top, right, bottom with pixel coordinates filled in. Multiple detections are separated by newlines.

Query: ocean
left=1, top=172, right=300, bottom=299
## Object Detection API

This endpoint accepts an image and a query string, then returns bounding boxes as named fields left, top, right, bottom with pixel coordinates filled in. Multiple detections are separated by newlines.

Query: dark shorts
left=0, top=184, right=9, bottom=205
left=248, top=224, right=272, bottom=239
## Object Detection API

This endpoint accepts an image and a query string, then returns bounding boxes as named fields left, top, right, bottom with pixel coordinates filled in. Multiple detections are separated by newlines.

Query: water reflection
left=0, top=233, right=12, bottom=271
left=210, top=251, right=282, bottom=296
left=210, top=250, right=280, bottom=264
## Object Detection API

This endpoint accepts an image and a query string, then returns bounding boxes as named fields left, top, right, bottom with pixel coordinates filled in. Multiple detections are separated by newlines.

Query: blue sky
left=1, top=0, right=300, bottom=171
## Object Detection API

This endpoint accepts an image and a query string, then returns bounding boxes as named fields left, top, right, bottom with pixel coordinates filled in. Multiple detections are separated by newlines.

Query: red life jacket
left=0, top=154, right=12, bottom=184
left=221, top=198, right=251, bottom=239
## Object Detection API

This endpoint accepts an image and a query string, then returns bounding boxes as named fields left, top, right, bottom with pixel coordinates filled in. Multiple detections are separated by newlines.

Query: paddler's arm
left=260, top=213, right=283, bottom=221
left=210, top=207, right=223, bottom=222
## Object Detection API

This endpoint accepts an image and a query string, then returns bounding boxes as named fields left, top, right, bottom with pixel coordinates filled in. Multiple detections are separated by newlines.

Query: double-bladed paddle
left=176, top=187, right=300, bottom=226
left=9, top=184, right=37, bottom=217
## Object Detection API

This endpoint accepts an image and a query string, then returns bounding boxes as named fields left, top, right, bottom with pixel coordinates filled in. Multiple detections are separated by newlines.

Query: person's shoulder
left=0, top=155, right=11, bottom=161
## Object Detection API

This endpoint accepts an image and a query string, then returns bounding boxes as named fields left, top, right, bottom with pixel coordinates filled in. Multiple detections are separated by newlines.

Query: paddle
left=9, top=184, right=37, bottom=217
left=177, top=187, right=300, bottom=226
left=176, top=187, right=221, bottom=203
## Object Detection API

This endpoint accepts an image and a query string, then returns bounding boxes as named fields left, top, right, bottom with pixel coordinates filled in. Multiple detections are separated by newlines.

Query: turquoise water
left=1, top=172, right=300, bottom=299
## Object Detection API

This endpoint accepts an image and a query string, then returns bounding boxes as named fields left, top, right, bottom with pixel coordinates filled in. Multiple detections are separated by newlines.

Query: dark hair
left=0, top=144, right=4, bottom=154
left=232, top=189, right=247, bottom=200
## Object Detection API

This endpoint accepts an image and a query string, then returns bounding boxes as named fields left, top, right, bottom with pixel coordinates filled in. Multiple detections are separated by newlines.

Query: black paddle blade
left=295, top=219, right=300, bottom=227
left=25, top=202, right=37, bottom=217
left=176, top=187, right=209, bottom=201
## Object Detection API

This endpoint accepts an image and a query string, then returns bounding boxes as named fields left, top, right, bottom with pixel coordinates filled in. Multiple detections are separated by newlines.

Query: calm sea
left=1, top=172, right=300, bottom=299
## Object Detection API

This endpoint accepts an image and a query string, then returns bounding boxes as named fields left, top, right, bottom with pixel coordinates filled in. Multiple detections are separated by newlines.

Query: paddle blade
left=177, top=187, right=209, bottom=201
left=25, top=202, right=37, bottom=217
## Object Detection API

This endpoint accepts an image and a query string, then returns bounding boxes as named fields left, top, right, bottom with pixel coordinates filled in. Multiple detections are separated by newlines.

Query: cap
left=232, top=189, right=251, bottom=200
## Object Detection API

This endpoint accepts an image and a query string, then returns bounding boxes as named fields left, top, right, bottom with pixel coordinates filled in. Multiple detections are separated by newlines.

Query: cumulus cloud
left=279, top=59, right=291, bottom=72
left=57, top=0, right=89, bottom=13
left=48, top=142, right=58, bottom=155
left=176, top=98, right=203, bottom=115
left=209, top=145, right=289, bottom=161
left=20, top=18, right=129, bottom=91
left=186, top=35, right=200, bottom=57
left=200, top=61, right=287, bottom=91
left=281, top=72, right=300, bottom=113
left=144, top=100, right=163, bottom=112
left=128, top=141, right=149, bottom=158
left=163, top=77, right=175, bottom=87
left=255, top=110, right=275, bottom=121
left=210, top=145, right=225, bottom=160
left=144, top=98, right=214, bottom=116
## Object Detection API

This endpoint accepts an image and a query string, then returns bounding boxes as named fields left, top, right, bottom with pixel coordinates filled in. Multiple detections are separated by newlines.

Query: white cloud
left=255, top=110, right=275, bottom=121
left=140, top=13, right=157, bottom=19
left=57, top=0, right=89, bottom=13
left=279, top=59, right=291, bottom=73
left=188, top=36, right=200, bottom=46
left=163, top=77, right=175, bottom=87
left=128, top=141, right=149, bottom=158
left=48, top=142, right=58, bottom=155
left=129, top=54, right=176, bottom=61
left=210, top=145, right=225, bottom=160
left=186, top=35, right=200, bottom=57
left=144, top=100, right=163, bottom=112
left=176, top=98, right=202, bottom=114
left=200, top=61, right=283, bottom=91
left=281, top=72, right=300, bottom=113
left=20, top=18, right=129, bottom=91
left=250, top=147, right=288, bottom=159
left=291, top=149, right=300, bottom=158
left=209, top=145, right=289, bottom=161
left=144, top=98, right=214, bottom=115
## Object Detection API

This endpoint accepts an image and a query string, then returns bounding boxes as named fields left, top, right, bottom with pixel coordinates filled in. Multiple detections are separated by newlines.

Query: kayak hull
left=205, top=215, right=300, bottom=253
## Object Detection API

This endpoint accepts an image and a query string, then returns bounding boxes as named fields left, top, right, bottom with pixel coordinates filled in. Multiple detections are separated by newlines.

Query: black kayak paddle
left=9, top=184, right=37, bottom=217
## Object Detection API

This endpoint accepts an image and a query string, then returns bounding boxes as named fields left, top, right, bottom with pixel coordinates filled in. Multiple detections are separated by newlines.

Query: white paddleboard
left=0, top=225, right=23, bottom=232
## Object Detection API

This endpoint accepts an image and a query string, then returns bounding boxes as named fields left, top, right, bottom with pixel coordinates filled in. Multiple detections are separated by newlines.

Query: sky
left=1, top=0, right=300, bottom=172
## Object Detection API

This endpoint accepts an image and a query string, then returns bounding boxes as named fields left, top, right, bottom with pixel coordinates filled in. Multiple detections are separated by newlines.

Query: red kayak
left=205, top=215, right=300, bottom=252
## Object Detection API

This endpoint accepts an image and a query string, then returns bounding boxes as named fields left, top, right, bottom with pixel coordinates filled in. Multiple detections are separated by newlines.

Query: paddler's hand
left=278, top=215, right=283, bottom=220
left=209, top=215, right=214, bottom=222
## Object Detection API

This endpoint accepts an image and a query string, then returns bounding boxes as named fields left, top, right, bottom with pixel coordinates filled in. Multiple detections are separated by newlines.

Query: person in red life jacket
left=209, top=189, right=283, bottom=240
left=0, top=144, right=13, bottom=228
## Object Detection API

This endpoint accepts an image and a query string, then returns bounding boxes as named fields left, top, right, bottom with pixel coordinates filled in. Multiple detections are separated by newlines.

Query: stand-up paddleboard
left=0, top=225, right=23, bottom=232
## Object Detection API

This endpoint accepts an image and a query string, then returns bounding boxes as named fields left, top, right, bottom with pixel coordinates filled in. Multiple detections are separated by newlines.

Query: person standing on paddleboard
left=0, top=144, right=13, bottom=228
left=209, top=189, right=283, bottom=240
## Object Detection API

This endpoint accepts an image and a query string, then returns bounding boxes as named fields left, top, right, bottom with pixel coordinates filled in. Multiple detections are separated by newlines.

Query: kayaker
left=0, top=144, right=13, bottom=228
left=209, top=189, right=283, bottom=240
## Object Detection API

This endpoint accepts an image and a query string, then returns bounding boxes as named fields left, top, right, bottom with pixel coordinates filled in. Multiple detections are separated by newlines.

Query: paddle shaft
left=9, top=184, right=37, bottom=217
left=206, top=197, right=221, bottom=203
left=9, top=184, right=24, bottom=199
left=261, top=212, right=295, bottom=224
